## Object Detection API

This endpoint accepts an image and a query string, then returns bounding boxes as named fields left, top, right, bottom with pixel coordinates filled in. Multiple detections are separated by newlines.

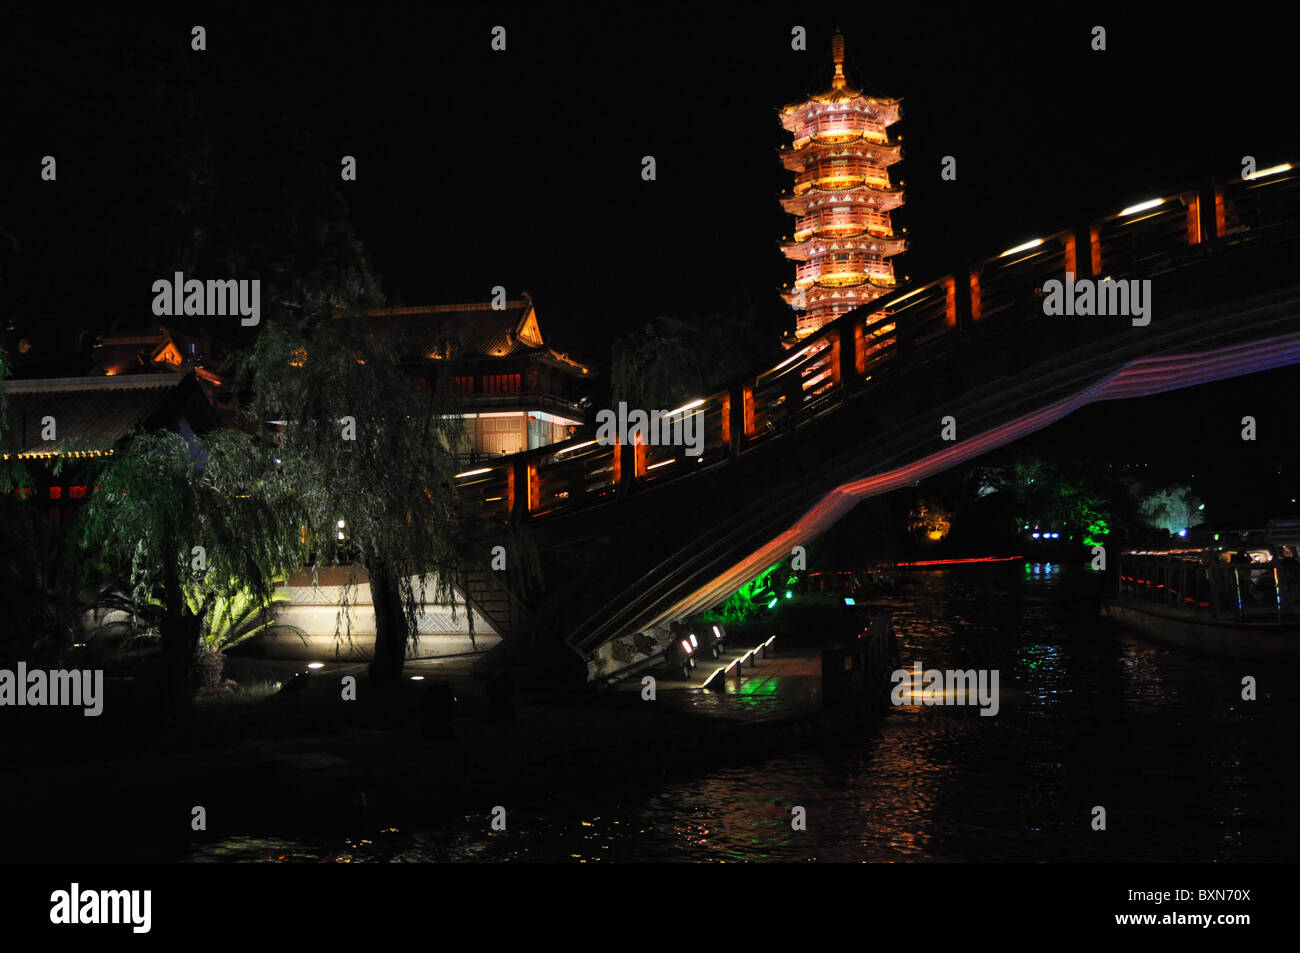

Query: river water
left=192, top=562, right=1298, bottom=862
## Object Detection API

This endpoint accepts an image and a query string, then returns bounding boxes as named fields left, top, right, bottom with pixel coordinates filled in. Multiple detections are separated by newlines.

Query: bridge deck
left=461, top=164, right=1300, bottom=681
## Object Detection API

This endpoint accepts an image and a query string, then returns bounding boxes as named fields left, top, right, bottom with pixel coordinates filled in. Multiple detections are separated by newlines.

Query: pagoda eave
left=779, top=140, right=903, bottom=171
left=781, top=283, right=898, bottom=306
left=780, top=189, right=905, bottom=216
left=779, top=103, right=902, bottom=135
left=781, top=237, right=907, bottom=260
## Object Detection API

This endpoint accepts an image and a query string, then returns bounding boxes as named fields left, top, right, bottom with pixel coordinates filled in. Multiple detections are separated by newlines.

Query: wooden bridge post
left=616, top=441, right=637, bottom=495
left=510, top=456, right=530, bottom=521
left=951, top=265, right=975, bottom=331
left=728, top=380, right=747, bottom=454
left=1064, top=222, right=1098, bottom=281
left=836, top=321, right=862, bottom=392
left=1188, top=181, right=1223, bottom=244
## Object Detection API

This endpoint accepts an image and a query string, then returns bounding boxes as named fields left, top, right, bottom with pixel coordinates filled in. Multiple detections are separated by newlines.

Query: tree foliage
left=968, top=454, right=1136, bottom=540
left=237, top=313, right=477, bottom=687
left=1138, top=484, right=1205, bottom=537
left=609, top=298, right=783, bottom=409
left=908, top=500, right=952, bottom=541
left=83, top=430, right=296, bottom=612
left=80, top=429, right=299, bottom=723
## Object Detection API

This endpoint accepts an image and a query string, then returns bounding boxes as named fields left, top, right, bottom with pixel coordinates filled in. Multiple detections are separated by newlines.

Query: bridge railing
left=888, top=278, right=952, bottom=351
left=752, top=338, right=821, bottom=435
left=464, top=161, right=1298, bottom=522
left=976, top=235, right=1069, bottom=329
left=857, top=310, right=899, bottom=377
left=455, top=464, right=511, bottom=518
left=1097, top=198, right=1193, bottom=280
left=636, top=396, right=729, bottom=477
left=1222, top=167, right=1300, bottom=237
left=534, top=440, right=616, bottom=517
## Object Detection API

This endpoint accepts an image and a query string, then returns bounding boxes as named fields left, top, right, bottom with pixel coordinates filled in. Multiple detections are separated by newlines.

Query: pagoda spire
left=831, top=28, right=846, bottom=90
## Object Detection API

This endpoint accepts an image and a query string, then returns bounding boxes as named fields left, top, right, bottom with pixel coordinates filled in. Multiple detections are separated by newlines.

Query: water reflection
left=188, top=563, right=1298, bottom=862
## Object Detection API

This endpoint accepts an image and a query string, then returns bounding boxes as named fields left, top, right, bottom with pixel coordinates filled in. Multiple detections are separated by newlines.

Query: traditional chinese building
left=1, top=372, right=220, bottom=525
left=778, top=29, right=905, bottom=339
left=89, top=327, right=233, bottom=421
left=354, top=293, right=594, bottom=462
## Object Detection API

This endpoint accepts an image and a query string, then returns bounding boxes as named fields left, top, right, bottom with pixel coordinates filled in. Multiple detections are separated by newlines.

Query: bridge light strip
left=770, top=345, right=812, bottom=373
left=1245, top=163, right=1293, bottom=181
left=663, top=398, right=705, bottom=418
left=552, top=440, right=597, bottom=455
left=455, top=467, right=494, bottom=478
left=645, top=459, right=675, bottom=471
left=1119, top=198, right=1164, bottom=216
left=895, top=555, right=1025, bottom=567
left=882, top=284, right=930, bottom=307
left=999, top=238, right=1044, bottom=257
left=655, top=328, right=1300, bottom=626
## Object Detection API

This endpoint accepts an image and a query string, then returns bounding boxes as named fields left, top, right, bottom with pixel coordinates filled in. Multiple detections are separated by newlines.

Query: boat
left=1101, top=520, right=1300, bottom=658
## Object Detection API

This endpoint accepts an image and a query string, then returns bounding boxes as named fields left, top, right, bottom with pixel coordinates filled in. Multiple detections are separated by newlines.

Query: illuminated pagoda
left=778, top=29, right=905, bottom=339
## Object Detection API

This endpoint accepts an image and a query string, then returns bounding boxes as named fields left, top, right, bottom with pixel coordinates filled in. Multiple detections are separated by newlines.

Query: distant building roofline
left=4, top=373, right=188, bottom=394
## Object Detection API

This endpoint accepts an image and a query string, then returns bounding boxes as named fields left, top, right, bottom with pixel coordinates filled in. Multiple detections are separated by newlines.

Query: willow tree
left=609, top=297, right=783, bottom=409
left=240, top=313, right=474, bottom=690
left=80, top=429, right=299, bottom=727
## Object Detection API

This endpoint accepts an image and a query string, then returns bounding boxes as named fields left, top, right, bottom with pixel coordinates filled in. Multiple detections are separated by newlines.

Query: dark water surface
left=191, top=563, right=1299, bottom=862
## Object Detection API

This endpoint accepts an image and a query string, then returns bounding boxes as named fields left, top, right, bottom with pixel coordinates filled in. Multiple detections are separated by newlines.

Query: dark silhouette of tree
left=609, top=295, right=783, bottom=409
left=238, top=314, right=475, bottom=692
left=79, top=430, right=299, bottom=732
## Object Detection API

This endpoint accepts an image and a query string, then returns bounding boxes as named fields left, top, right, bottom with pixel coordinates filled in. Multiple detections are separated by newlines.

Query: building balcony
left=792, top=206, right=895, bottom=240
left=455, top=389, right=587, bottom=418
left=793, top=159, right=892, bottom=192
left=791, top=115, right=888, bottom=143
left=794, top=257, right=896, bottom=286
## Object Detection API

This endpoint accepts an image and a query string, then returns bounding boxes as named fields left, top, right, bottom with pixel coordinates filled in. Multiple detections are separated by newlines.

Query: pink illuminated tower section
left=778, top=30, right=905, bottom=340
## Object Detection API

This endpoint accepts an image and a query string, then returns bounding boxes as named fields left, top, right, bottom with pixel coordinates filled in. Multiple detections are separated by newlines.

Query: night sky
left=5, top=3, right=1297, bottom=356
left=3, top=3, right=1298, bottom=523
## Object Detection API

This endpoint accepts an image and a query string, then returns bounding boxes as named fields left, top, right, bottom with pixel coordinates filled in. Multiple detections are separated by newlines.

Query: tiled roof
left=352, top=301, right=535, bottom=358
left=342, top=297, right=592, bottom=376
left=89, top=326, right=212, bottom=376
left=2, top=374, right=210, bottom=456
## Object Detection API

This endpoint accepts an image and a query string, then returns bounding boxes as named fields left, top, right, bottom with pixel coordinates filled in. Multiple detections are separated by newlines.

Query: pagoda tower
left=778, top=29, right=905, bottom=340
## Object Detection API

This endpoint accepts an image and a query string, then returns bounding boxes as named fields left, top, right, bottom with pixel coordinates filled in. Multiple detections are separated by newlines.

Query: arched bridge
left=456, top=163, right=1300, bottom=681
